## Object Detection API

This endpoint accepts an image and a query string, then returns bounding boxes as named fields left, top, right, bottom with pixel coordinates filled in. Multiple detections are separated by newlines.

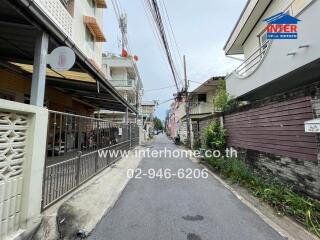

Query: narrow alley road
left=88, top=135, right=283, bottom=240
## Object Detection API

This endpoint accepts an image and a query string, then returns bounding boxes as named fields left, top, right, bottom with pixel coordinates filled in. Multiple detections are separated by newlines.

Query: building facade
left=0, top=1, right=139, bottom=238
left=100, top=53, right=144, bottom=123
left=224, top=0, right=320, bottom=199
left=167, top=77, right=222, bottom=146
left=36, top=0, right=106, bottom=68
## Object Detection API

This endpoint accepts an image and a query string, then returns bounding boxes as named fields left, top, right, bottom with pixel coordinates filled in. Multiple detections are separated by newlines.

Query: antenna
left=119, top=13, right=128, bottom=51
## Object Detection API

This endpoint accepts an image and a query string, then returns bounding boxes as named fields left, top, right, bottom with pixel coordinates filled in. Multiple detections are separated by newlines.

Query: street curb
left=32, top=146, right=146, bottom=240
left=199, top=162, right=319, bottom=240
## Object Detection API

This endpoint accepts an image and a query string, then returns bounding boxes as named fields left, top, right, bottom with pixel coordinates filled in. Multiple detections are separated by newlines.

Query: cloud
left=103, top=0, right=247, bottom=120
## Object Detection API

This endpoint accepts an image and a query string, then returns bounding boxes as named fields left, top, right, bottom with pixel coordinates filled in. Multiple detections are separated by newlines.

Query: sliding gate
left=41, top=110, right=139, bottom=210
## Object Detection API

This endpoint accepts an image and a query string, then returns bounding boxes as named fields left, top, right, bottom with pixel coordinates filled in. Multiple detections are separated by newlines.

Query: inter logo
left=264, top=12, right=301, bottom=40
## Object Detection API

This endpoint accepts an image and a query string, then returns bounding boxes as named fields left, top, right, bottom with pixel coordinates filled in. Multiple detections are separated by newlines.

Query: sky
left=103, top=0, right=247, bottom=120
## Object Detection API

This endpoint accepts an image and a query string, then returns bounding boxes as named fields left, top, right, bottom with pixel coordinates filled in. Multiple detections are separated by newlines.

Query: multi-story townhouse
left=183, top=77, right=223, bottom=146
left=223, top=0, right=320, bottom=199
left=99, top=53, right=144, bottom=123
left=0, top=1, right=140, bottom=238
left=141, top=101, right=157, bottom=139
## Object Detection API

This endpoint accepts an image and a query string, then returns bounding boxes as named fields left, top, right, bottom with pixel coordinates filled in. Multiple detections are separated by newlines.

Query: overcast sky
left=103, top=0, right=247, bottom=120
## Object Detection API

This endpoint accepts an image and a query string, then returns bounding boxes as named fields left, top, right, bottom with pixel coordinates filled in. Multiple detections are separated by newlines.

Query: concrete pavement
left=88, top=134, right=284, bottom=240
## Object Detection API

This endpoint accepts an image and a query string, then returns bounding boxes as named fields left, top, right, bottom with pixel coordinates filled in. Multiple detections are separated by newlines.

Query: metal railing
left=234, top=41, right=270, bottom=77
left=189, top=102, right=213, bottom=115
left=110, top=79, right=136, bottom=88
left=42, top=110, right=139, bottom=210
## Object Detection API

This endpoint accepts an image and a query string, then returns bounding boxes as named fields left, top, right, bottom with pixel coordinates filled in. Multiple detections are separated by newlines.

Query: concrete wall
left=192, top=115, right=218, bottom=148
left=0, top=99, right=48, bottom=239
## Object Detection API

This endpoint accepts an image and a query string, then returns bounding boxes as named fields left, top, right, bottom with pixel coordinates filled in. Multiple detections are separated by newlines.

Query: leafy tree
left=213, top=79, right=239, bottom=112
left=153, top=117, right=163, bottom=131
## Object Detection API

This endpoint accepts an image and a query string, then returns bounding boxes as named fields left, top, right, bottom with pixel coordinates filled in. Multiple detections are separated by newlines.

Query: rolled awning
left=84, top=16, right=106, bottom=42
left=95, top=0, right=107, bottom=8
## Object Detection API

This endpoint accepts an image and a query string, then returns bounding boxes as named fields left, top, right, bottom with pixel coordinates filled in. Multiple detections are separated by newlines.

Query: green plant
left=193, top=137, right=202, bottom=150
left=205, top=120, right=226, bottom=151
left=204, top=155, right=320, bottom=237
left=153, top=117, right=163, bottom=131
left=213, top=79, right=240, bottom=112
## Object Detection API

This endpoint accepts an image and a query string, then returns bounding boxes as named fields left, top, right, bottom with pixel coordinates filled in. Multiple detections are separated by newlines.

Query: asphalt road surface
left=88, top=134, right=283, bottom=240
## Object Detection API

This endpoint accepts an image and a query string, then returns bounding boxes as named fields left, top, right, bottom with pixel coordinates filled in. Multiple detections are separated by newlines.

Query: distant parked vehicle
left=174, top=134, right=181, bottom=145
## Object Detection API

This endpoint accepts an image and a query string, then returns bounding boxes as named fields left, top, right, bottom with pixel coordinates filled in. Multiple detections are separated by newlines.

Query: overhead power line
left=144, top=0, right=181, bottom=92
left=144, top=85, right=176, bottom=92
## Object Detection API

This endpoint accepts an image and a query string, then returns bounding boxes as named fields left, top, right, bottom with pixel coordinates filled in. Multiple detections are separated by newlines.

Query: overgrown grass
left=204, top=156, right=320, bottom=237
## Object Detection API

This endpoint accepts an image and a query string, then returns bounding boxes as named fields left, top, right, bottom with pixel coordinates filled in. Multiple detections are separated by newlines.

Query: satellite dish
left=48, top=46, right=75, bottom=72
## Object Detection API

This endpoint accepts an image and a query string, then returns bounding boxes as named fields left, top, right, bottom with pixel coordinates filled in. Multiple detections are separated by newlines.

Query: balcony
left=34, top=0, right=73, bottom=37
left=110, top=79, right=136, bottom=89
left=226, top=0, right=320, bottom=99
left=189, top=102, right=213, bottom=115
left=233, top=41, right=270, bottom=78
left=180, top=102, right=213, bottom=119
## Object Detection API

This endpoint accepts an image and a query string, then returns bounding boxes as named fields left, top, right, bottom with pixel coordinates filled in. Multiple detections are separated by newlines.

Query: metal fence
left=42, top=110, right=139, bottom=210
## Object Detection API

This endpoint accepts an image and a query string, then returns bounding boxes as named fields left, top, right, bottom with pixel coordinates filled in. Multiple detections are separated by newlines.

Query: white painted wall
left=111, top=68, right=128, bottom=80
left=0, top=99, right=48, bottom=239
left=34, top=0, right=105, bottom=68
left=72, top=0, right=104, bottom=67
left=226, top=0, right=320, bottom=97
left=242, top=0, right=293, bottom=58
left=243, top=0, right=313, bottom=58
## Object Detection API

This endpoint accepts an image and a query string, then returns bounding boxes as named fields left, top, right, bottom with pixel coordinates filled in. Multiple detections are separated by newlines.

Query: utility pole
left=184, top=55, right=192, bottom=149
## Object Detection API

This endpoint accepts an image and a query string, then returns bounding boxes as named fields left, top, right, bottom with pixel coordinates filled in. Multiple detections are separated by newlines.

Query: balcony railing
left=110, top=79, right=136, bottom=88
left=233, top=41, right=271, bottom=78
left=34, top=0, right=73, bottom=37
left=189, top=102, right=213, bottom=115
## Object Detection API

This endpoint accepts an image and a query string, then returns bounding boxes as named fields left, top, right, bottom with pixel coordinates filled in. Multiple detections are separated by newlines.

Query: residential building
left=38, top=0, right=106, bottom=68
left=185, top=77, right=222, bottom=146
left=167, top=77, right=222, bottom=146
left=0, top=1, right=139, bottom=238
left=141, top=101, right=157, bottom=139
left=167, top=98, right=185, bottom=140
left=100, top=53, right=144, bottom=123
left=224, top=0, right=320, bottom=199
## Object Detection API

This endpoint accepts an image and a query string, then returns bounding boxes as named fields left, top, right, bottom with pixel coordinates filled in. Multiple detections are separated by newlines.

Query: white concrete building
left=100, top=53, right=144, bottom=123
left=224, top=0, right=318, bottom=100
left=140, top=101, right=156, bottom=140
left=223, top=0, right=320, bottom=199
left=35, top=0, right=107, bottom=68
left=0, top=1, right=140, bottom=239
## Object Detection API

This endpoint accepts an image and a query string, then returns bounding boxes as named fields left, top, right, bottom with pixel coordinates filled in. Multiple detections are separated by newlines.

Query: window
left=87, top=0, right=96, bottom=14
left=198, top=94, right=207, bottom=103
left=85, top=27, right=95, bottom=51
